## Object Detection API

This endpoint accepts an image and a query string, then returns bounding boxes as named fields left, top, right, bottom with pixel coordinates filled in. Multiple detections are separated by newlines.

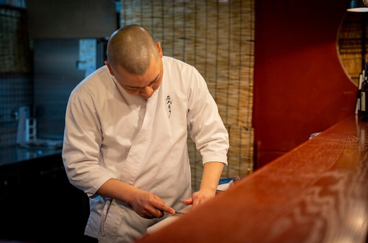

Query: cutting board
left=147, top=205, right=192, bottom=234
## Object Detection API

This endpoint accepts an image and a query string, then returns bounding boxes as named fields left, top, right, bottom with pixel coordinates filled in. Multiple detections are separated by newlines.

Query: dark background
left=253, top=0, right=356, bottom=168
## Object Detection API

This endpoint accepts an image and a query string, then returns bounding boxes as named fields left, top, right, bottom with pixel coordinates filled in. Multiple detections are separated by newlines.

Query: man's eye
left=127, top=87, right=138, bottom=91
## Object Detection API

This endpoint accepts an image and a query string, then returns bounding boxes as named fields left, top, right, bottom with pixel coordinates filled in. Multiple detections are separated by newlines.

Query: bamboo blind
left=338, top=12, right=368, bottom=86
left=120, top=0, right=255, bottom=191
left=0, top=7, right=31, bottom=74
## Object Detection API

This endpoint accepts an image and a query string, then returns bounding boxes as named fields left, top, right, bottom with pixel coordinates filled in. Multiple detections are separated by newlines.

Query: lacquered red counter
left=135, top=116, right=368, bottom=243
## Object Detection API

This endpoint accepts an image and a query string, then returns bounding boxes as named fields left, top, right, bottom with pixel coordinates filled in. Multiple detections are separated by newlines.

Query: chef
left=62, top=24, right=229, bottom=243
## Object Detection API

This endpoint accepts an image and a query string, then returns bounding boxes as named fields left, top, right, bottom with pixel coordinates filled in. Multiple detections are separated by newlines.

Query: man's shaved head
left=107, top=25, right=160, bottom=75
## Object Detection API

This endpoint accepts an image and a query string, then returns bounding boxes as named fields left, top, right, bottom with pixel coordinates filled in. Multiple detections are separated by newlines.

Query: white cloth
left=62, top=56, right=229, bottom=243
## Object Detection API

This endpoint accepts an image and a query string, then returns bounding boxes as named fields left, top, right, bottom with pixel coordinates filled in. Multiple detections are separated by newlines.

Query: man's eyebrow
left=127, top=74, right=159, bottom=89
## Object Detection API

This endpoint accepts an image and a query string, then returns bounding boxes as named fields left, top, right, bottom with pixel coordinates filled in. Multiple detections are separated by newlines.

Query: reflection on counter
left=18, top=138, right=63, bottom=150
left=0, top=145, right=62, bottom=167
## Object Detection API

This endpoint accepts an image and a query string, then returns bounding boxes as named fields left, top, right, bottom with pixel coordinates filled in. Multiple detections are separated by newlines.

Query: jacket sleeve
left=186, top=66, right=229, bottom=165
left=62, top=87, right=114, bottom=197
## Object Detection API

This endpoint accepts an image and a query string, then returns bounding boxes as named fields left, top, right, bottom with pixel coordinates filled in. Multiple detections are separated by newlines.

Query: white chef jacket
left=62, top=56, right=229, bottom=243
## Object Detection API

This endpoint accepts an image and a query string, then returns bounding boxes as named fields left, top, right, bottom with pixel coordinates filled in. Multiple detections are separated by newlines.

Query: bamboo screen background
left=120, top=0, right=255, bottom=191
left=338, top=12, right=367, bottom=86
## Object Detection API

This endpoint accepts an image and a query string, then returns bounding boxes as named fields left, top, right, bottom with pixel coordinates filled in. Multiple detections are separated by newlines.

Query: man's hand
left=96, top=178, right=175, bottom=219
left=182, top=187, right=216, bottom=209
left=182, top=162, right=224, bottom=209
left=129, top=189, right=176, bottom=219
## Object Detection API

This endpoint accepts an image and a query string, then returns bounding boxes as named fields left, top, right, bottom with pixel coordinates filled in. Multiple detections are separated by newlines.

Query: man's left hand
left=182, top=187, right=216, bottom=209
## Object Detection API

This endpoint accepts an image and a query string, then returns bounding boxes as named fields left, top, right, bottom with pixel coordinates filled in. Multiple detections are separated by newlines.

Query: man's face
left=112, top=56, right=163, bottom=99
left=106, top=42, right=164, bottom=99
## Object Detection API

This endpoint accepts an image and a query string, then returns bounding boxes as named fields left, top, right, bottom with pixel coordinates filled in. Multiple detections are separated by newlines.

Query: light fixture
left=348, top=0, right=368, bottom=12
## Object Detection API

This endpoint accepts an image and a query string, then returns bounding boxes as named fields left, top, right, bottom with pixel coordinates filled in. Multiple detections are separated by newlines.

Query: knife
left=159, top=209, right=185, bottom=215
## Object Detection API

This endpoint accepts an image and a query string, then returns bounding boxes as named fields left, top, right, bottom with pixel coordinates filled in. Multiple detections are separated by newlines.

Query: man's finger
left=157, top=204, right=175, bottom=215
left=150, top=197, right=175, bottom=215
left=182, top=197, right=193, bottom=205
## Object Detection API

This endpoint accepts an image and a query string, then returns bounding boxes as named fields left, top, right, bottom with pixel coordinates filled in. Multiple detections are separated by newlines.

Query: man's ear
left=105, top=61, right=114, bottom=75
left=157, top=42, right=163, bottom=58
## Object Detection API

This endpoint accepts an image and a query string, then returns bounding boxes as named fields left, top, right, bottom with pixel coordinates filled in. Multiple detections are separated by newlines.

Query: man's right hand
left=96, top=178, right=175, bottom=219
left=129, top=189, right=175, bottom=219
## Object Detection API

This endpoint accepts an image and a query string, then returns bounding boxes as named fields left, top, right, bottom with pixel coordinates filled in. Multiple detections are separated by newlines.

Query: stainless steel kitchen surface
left=33, top=38, right=106, bottom=139
left=33, top=39, right=85, bottom=139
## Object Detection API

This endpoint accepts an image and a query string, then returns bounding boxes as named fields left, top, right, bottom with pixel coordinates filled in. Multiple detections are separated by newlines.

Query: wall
left=253, top=0, right=357, bottom=168
left=26, top=0, right=117, bottom=38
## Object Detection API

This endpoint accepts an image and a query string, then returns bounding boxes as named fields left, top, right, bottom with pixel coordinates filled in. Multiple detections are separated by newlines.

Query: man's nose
left=140, top=86, right=154, bottom=98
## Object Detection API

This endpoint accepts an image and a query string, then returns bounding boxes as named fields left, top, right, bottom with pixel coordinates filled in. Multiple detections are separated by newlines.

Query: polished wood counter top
left=136, top=116, right=368, bottom=243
